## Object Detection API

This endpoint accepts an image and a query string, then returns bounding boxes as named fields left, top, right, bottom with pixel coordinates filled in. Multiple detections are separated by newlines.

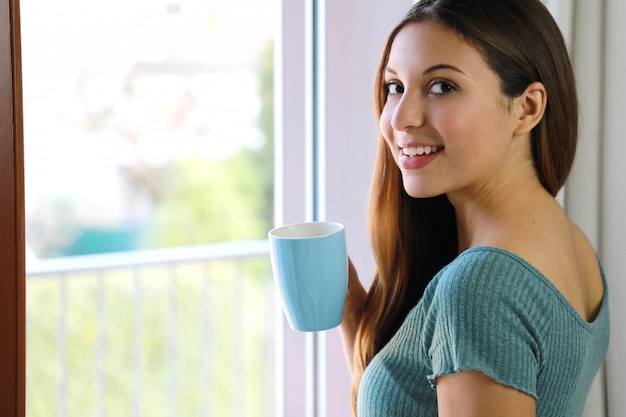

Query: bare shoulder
left=568, top=221, right=598, bottom=263
left=510, top=217, right=604, bottom=322
left=487, top=205, right=604, bottom=322
left=569, top=221, right=605, bottom=320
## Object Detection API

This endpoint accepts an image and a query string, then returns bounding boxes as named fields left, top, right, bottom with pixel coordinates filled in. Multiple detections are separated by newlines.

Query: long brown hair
left=351, top=0, right=578, bottom=412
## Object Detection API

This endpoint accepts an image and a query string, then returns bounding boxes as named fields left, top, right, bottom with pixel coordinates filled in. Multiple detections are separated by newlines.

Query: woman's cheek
left=379, top=109, right=394, bottom=147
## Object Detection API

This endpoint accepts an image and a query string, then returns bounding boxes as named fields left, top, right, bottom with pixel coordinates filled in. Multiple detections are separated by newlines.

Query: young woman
left=340, top=1, right=610, bottom=416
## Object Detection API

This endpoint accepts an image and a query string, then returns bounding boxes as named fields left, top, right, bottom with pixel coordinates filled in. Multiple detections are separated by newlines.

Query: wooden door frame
left=0, top=0, right=26, bottom=414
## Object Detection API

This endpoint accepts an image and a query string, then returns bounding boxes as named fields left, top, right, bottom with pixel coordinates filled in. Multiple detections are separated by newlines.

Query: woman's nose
left=390, top=93, right=425, bottom=132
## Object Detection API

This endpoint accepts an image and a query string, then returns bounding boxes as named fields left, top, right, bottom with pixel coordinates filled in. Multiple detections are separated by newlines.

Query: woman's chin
left=401, top=181, right=441, bottom=199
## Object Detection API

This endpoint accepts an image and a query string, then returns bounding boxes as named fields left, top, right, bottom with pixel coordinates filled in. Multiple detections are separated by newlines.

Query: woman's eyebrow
left=385, top=67, right=398, bottom=75
left=422, top=63, right=465, bottom=75
left=385, top=64, right=466, bottom=76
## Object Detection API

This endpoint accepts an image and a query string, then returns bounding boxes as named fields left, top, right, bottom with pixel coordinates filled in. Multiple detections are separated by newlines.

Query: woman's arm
left=436, top=370, right=536, bottom=417
left=339, top=258, right=367, bottom=375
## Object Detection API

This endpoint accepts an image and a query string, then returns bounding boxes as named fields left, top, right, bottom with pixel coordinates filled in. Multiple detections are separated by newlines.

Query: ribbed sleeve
left=425, top=250, right=552, bottom=398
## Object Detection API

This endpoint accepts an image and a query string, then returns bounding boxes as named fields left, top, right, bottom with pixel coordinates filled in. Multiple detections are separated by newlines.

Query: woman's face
left=380, top=21, right=524, bottom=200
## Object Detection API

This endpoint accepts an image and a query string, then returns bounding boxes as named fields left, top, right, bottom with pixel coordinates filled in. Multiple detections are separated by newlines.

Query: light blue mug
left=268, top=221, right=348, bottom=332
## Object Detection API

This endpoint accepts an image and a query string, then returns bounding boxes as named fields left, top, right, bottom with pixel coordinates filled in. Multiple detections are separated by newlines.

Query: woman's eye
left=385, top=82, right=404, bottom=96
left=429, top=80, right=457, bottom=95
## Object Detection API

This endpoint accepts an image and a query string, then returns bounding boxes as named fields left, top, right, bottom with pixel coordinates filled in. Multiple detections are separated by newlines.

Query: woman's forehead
left=386, top=22, right=491, bottom=79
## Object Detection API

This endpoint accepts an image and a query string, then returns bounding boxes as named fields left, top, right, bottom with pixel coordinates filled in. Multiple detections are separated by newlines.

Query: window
left=18, top=0, right=413, bottom=416
left=22, top=0, right=277, bottom=416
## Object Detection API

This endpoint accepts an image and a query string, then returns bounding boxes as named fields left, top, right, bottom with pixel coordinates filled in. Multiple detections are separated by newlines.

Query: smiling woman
left=341, top=1, right=610, bottom=416
left=379, top=20, right=542, bottom=199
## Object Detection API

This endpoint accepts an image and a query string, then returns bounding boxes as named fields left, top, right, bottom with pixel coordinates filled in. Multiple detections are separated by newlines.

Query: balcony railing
left=26, top=240, right=276, bottom=417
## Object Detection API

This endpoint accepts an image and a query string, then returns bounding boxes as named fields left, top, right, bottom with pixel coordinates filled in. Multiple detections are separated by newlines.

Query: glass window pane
left=22, top=0, right=277, bottom=415
left=22, top=0, right=275, bottom=256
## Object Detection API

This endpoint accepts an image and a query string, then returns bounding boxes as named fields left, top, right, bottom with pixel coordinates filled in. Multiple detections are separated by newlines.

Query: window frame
left=0, top=0, right=26, bottom=415
left=276, top=1, right=411, bottom=415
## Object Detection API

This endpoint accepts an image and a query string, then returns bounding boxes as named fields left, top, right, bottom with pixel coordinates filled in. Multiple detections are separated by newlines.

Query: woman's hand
left=344, top=258, right=366, bottom=322
left=339, top=257, right=368, bottom=374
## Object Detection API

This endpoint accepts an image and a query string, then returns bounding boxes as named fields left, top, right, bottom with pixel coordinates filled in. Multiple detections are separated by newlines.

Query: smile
left=401, top=145, right=443, bottom=157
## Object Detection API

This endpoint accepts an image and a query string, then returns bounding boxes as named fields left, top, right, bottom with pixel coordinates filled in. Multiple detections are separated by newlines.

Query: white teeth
left=402, top=146, right=440, bottom=156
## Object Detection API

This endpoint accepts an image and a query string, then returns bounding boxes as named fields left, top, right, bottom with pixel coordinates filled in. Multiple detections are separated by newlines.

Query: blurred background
left=22, top=0, right=277, bottom=415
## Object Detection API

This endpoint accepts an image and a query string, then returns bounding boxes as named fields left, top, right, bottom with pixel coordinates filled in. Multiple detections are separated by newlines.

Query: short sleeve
left=424, top=250, right=553, bottom=399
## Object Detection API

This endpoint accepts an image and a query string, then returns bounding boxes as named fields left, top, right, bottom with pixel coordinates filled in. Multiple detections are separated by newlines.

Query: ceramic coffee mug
left=268, top=221, right=348, bottom=332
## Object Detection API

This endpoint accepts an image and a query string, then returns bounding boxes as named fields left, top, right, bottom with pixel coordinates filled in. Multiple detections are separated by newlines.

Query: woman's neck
left=449, top=177, right=557, bottom=253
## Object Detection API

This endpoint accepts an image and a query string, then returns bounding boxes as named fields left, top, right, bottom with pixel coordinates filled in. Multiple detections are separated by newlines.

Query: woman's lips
left=398, top=145, right=443, bottom=169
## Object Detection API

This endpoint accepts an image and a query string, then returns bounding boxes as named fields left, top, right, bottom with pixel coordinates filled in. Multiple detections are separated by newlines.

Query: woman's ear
left=513, top=81, right=547, bottom=136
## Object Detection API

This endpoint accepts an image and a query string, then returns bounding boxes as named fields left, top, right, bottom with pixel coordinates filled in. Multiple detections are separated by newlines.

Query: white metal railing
left=26, top=240, right=275, bottom=417
left=26, top=240, right=271, bottom=277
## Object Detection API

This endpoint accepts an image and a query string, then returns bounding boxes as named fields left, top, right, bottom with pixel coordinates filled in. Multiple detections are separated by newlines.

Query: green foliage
left=139, top=151, right=268, bottom=248
left=27, top=260, right=275, bottom=417
left=138, top=43, right=275, bottom=249
left=27, top=12, right=277, bottom=417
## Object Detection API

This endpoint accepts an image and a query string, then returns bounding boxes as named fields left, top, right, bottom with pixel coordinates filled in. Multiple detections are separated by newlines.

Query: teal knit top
left=358, top=247, right=610, bottom=417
